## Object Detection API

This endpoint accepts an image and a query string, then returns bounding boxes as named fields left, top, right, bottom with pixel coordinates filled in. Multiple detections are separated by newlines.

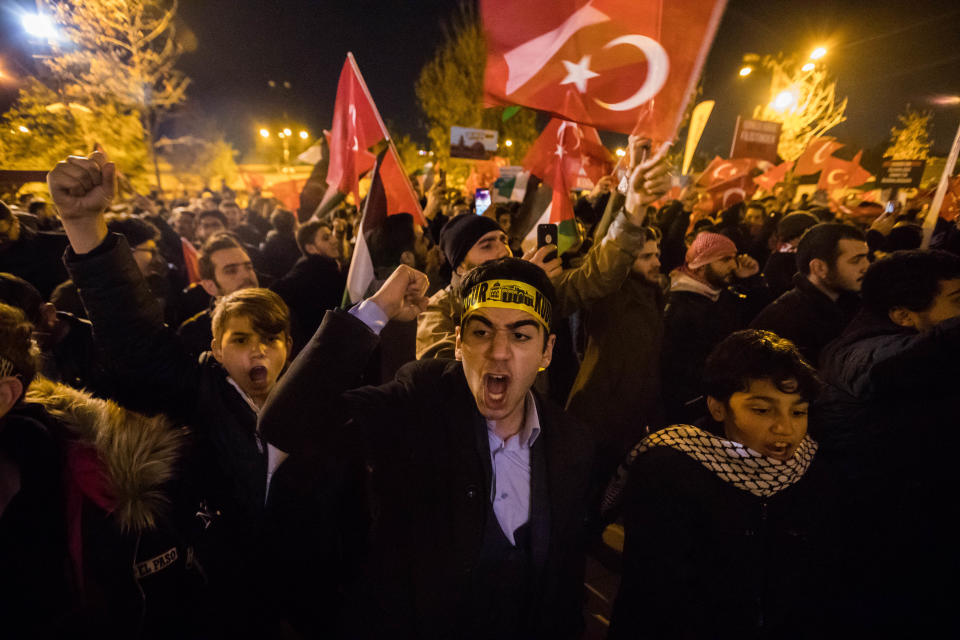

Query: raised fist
left=48, top=150, right=116, bottom=222
left=368, top=264, right=430, bottom=323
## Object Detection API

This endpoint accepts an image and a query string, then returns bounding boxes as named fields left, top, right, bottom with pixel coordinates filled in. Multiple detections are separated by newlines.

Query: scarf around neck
left=602, top=425, right=818, bottom=516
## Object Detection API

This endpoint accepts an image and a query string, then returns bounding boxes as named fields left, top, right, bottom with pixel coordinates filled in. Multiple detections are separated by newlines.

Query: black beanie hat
left=439, top=214, right=503, bottom=269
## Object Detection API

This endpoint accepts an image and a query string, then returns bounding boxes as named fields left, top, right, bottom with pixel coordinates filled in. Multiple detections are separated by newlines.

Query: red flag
left=794, top=137, right=844, bottom=175
left=326, top=53, right=387, bottom=203
left=817, top=153, right=871, bottom=191
left=379, top=146, right=426, bottom=226
left=696, top=156, right=759, bottom=188
left=482, top=0, right=728, bottom=139
left=706, top=174, right=758, bottom=211
left=523, top=118, right=611, bottom=224
left=268, top=179, right=309, bottom=212
left=753, top=160, right=794, bottom=191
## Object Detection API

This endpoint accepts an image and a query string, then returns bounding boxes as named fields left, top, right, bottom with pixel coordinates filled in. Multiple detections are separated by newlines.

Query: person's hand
left=589, top=175, right=615, bottom=201
left=624, top=144, right=671, bottom=225
left=734, top=254, right=760, bottom=279
left=423, top=174, right=445, bottom=221
left=48, top=150, right=115, bottom=253
left=869, top=208, right=896, bottom=236
left=368, top=264, right=430, bottom=322
left=522, top=244, right=562, bottom=279
left=48, top=150, right=116, bottom=222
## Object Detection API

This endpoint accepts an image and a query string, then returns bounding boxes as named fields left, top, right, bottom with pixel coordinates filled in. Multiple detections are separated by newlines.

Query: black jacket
left=609, top=447, right=834, bottom=639
left=64, top=233, right=284, bottom=636
left=661, top=279, right=764, bottom=423
left=762, top=250, right=798, bottom=300
left=749, top=272, right=860, bottom=366
left=260, top=309, right=596, bottom=639
left=813, top=311, right=960, bottom=633
left=270, top=253, right=344, bottom=354
left=0, top=226, right=70, bottom=299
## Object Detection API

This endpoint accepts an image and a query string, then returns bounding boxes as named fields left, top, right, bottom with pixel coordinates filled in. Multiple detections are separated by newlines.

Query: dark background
left=2, top=0, right=959, bottom=162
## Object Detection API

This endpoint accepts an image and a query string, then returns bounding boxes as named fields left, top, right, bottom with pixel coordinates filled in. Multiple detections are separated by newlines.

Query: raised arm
left=48, top=151, right=200, bottom=417
left=261, top=265, right=430, bottom=455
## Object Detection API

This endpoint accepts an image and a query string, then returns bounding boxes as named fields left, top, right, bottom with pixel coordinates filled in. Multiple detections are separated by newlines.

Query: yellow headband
left=462, top=279, right=552, bottom=331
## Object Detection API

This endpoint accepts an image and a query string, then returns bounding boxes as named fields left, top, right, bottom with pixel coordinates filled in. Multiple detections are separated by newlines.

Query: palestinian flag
left=344, top=146, right=424, bottom=305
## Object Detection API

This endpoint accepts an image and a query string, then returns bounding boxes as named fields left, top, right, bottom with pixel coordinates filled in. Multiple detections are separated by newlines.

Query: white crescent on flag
left=722, top=188, right=746, bottom=207
left=813, top=141, right=835, bottom=165
left=826, top=168, right=846, bottom=188
left=593, top=35, right=670, bottom=112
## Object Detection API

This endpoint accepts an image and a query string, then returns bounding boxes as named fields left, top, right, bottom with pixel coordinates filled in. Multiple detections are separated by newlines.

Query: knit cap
left=685, top=232, right=737, bottom=270
left=439, top=214, right=503, bottom=269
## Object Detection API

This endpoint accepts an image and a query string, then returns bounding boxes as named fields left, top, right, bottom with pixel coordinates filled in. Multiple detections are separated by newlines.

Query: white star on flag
left=555, top=143, right=565, bottom=158
left=560, top=55, right=600, bottom=93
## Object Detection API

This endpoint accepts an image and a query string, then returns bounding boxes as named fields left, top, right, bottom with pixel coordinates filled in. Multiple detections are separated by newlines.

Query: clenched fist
left=47, top=151, right=115, bottom=253
left=48, top=150, right=116, bottom=221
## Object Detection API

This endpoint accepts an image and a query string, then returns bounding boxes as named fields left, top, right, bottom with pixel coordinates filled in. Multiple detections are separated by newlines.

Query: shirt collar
left=486, top=391, right=541, bottom=449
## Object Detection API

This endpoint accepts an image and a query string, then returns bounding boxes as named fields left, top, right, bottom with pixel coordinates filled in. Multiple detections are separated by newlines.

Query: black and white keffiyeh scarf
left=601, top=424, right=818, bottom=517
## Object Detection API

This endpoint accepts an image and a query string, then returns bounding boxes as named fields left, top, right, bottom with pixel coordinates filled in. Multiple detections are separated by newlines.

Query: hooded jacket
left=3, top=377, right=205, bottom=638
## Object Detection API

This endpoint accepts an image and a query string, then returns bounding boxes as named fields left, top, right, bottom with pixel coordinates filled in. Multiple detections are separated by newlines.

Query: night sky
left=2, top=0, right=959, bottom=163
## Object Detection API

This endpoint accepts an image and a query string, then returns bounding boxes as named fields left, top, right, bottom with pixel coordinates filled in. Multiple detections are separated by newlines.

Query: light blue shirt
left=486, top=393, right=540, bottom=545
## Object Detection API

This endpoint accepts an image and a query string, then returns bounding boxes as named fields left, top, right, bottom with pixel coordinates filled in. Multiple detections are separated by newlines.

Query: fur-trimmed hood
left=25, top=377, right=187, bottom=533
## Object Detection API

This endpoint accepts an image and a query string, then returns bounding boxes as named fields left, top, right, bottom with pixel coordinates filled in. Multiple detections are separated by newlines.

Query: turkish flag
left=706, top=174, right=758, bottom=211
left=523, top=118, right=610, bottom=224
left=482, top=0, right=728, bottom=139
left=696, top=156, right=759, bottom=188
left=326, top=53, right=386, bottom=203
left=794, top=137, right=844, bottom=175
left=753, top=160, right=794, bottom=191
left=817, top=152, right=872, bottom=191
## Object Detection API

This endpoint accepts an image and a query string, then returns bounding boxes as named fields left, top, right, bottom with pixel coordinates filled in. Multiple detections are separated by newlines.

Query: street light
left=259, top=128, right=270, bottom=138
left=21, top=13, right=59, bottom=41
left=739, top=66, right=753, bottom=77
left=17, top=125, right=29, bottom=134
left=801, top=62, right=815, bottom=72
left=282, top=128, right=292, bottom=137
left=504, top=139, right=513, bottom=147
left=615, top=148, right=626, bottom=157
left=810, top=46, right=827, bottom=61
left=772, top=89, right=798, bottom=112
left=299, top=130, right=309, bottom=140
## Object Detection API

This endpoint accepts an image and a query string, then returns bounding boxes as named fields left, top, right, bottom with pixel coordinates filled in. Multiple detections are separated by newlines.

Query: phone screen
left=475, top=189, right=491, bottom=216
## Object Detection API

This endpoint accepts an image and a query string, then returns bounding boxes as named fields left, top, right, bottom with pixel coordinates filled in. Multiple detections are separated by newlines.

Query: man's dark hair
left=704, top=329, right=821, bottom=404
left=199, top=233, right=245, bottom=281
left=795, top=223, right=865, bottom=275
left=270, top=208, right=297, bottom=235
left=296, top=220, right=331, bottom=255
left=211, top=288, right=290, bottom=346
left=0, top=273, right=44, bottom=326
left=640, top=225, right=662, bottom=244
left=105, top=214, right=160, bottom=248
left=861, top=249, right=960, bottom=315
left=27, top=201, right=46, bottom=216
left=458, top=257, right=557, bottom=345
left=198, top=209, right=228, bottom=227
left=0, top=302, right=39, bottom=398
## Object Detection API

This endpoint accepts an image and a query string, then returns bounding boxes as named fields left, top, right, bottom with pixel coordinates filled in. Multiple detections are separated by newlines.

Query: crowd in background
left=1, top=143, right=959, bottom=638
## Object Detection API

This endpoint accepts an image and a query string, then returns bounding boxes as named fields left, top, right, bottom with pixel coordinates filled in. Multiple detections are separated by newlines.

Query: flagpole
left=921, top=118, right=960, bottom=249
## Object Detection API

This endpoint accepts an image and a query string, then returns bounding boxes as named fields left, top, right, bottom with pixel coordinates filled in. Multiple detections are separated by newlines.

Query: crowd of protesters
left=1, top=140, right=959, bottom=639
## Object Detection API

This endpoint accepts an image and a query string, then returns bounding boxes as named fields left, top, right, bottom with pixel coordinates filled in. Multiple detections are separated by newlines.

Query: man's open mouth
left=484, top=373, right=510, bottom=403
